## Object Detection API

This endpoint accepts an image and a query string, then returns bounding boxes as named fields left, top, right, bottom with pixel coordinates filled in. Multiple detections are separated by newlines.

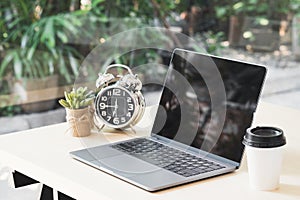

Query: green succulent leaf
left=59, top=87, right=95, bottom=109
left=59, top=99, right=70, bottom=108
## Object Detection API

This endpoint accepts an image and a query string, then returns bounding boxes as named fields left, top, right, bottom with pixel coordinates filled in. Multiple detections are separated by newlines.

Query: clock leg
left=94, top=123, right=105, bottom=133
left=129, top=124, right=136, bottom=135
left=98, top=124, right=105, bottom=132
left=93, top=115, right=105, bottom=132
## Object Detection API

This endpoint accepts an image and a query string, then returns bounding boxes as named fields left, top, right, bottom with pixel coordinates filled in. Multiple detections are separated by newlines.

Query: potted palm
left=0, top=0, right=82, bottom=112
left=59, top=87, right=95, bottom=137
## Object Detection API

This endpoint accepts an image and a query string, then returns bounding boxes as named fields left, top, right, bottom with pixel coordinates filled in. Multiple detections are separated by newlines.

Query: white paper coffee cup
left=243, top=126, right=286, bottom=190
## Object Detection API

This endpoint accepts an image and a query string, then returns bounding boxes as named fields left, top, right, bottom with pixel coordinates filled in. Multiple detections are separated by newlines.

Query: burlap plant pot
left=65, top=107, right=93, bottom=137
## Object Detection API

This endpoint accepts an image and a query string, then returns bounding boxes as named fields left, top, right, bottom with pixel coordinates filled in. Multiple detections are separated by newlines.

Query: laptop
left=70, top=48, right=266, bottom=191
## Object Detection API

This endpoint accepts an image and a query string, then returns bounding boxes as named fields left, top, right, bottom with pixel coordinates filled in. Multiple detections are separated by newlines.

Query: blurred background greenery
left=0, top=0, right=300, bottom=117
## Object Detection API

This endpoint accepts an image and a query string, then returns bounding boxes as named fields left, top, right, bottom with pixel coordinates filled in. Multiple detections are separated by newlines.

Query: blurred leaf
left=21, top=34, right=29, bottom=48
left=13, top=51, right=22, bottom=79
left=92, top=0, right=105, bottom=7
left=55, top=16, right=78, bottom=34
left=257, top=3, right=269, bottom=14
left=18, top=0, right=30, bottom=17
left=46, top=44, right=58, bottom=59
left=233, top=2, right=244, bottom=12
left=57, top=31, right=68, bottom=43
left=48, top=59, right=54, bottom=74
left=68, top=15, right=83, bottom=26
left=68, top=52, right=79, bottom=77
left=0, top=52, right=14, bottom=77
left=41, top=17, right=55, bottom=48
left=7, top=18, right=23, bottom=29
left=33, top=58, right=44, bottom=78
left=58, top=50, right=71, bottom=83
left=215, top=7, right=227, bottom=19
left=31, top=60, right=38, bottom=78
left=22, top=58, right=32, bottom=78
left=26, top=43, right=37, bottom=60
left=249, top=0, right=258, bottom=4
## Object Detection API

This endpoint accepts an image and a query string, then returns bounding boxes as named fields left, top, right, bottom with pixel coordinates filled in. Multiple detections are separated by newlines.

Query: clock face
left=95, top=86, right=137, bottom=128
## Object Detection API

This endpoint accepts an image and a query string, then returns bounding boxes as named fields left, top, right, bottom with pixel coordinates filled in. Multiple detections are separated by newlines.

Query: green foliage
left=214, top=0, right=292, bottom=20
left=0, top=49, right=81, bottom=83
left=0, top=105, right=22, bottom=117
left=0, top=79, right=22, bottom=116
left=59, top=87, right=95, bottom=109
left=193, top=31, right=226, bottom=55
left=101, top=0, right=175, bottom=22
left=204, top=32, right=226, bottom=54
left=290, top=0, right=300, bottom=14
left=0, top=0, right=106, bottom=83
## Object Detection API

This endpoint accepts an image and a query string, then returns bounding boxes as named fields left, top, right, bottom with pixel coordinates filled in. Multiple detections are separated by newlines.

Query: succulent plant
left=59, top=87, right=95, bottom=109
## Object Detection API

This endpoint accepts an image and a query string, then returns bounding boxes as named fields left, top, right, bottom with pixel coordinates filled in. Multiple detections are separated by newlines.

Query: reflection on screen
left=152, top=49, right=266, bottom=163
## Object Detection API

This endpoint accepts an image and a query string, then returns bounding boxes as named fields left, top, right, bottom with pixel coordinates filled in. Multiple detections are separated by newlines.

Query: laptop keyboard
left=111, top=138, right=225, bottom=177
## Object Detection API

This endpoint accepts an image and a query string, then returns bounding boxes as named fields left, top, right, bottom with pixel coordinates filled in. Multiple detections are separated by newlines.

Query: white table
left=0, top=102, right=299, bottom=200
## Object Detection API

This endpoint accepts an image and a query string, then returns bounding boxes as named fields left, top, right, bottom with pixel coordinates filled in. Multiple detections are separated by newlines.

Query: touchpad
left=99, top=154, right=160, bottom=176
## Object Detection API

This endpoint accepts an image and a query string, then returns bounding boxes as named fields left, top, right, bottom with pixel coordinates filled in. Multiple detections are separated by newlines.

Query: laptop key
left=204, top=168, right=215, bottom=172
left=133, top=154, right=161, bottom=166
left=210, top=165, right=223, bottom=170
left=178, top=169, right=198, bottom=177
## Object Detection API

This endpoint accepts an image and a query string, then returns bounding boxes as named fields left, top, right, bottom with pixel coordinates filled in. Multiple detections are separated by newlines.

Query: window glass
left=0, top=0, right=299, bottom=134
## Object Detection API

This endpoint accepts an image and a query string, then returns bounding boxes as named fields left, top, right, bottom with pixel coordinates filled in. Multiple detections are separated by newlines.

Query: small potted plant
left=59, top=87, right=95, bottom=137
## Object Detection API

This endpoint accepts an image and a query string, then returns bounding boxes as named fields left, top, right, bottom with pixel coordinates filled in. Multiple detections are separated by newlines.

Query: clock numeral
left=113, top=117, right=119, bottom=125
left=107, top=116, right=111, bottom=121
left=126, top=112, right=131, bottom=117
left=101, top=111, right=106, bottom=116
left=107, top=91, right=112, bottom=96
left=127, top=97, right=132, bottom=102
left=113, top=89, right=121, bottom=96
left=128, top=104, right=133, bottom=111
left=101, top=96, right=107, bottom=101
left=121, top=117, right=126, bottom=123
left=99, top=103, right=106, bottom=109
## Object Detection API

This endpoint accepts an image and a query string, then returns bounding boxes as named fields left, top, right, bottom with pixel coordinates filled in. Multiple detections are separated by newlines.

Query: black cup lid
left=243, top=126, right=286, bottom=148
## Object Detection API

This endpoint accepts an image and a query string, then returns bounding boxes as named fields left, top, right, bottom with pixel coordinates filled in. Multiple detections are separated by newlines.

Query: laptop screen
left=152, top=49, right=266, bottom=163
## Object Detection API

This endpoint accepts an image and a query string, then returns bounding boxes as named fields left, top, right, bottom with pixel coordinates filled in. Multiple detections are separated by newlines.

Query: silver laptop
left=70, top=48, right=266, bottom=191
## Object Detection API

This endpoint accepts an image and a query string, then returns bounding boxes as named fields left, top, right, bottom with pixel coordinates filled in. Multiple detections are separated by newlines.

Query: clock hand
left=113, top=99, right=118, bottom=117
left=105, top=105, right=116, bottom=108
left=115, top=99, right=118, bottom=107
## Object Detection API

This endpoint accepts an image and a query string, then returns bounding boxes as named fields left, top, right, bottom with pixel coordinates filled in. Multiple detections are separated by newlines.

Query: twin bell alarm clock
left=94, top=64, right=145, bottom=130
